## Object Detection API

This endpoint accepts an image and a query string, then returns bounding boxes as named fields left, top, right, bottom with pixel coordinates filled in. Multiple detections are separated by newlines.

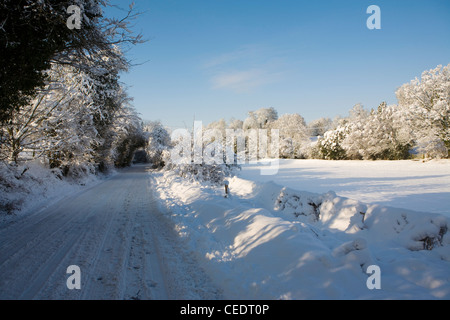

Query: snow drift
left=153, top=171, right=450, bottom=300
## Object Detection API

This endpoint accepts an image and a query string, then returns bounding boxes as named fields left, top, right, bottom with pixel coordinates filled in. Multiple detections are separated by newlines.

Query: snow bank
left=152, top=171, right=450, bottom=299
left=0, top=160, right=104, bottom=220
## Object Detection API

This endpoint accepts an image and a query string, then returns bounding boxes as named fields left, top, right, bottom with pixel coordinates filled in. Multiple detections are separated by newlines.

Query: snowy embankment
left=152, top=165, right=450, bottom=300
left=0, top=161, right=105, bottom=220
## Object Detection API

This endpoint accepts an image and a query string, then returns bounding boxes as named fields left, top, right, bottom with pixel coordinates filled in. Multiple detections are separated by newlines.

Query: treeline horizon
left=152, top=63, right=449, bottom=161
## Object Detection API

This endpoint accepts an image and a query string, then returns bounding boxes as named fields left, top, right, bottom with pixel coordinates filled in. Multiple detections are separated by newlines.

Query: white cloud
left=211, top=69, right=279, bottom=93
left=204, top=44, right=287, bottom=93
left=203, top=44, right=265, bottom=69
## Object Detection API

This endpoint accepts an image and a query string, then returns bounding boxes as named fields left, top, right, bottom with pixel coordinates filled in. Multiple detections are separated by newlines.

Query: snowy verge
left=0, top=160, right=112, bottom=223
left=151, top=170, right=450, bottom=300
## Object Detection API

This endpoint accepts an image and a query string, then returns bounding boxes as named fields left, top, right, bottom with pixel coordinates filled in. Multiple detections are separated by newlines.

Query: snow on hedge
left=153, top=171, right=450, bottom=299
left=0, top=160, right=102, bottom=217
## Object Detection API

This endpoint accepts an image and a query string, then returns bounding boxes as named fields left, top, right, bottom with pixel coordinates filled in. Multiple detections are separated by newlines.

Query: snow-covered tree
left=0, top=0, right=143, bottom=123
left=0, top=63, right=98, bottom=170
left=396, top=64, right=450, bottom=158
left=228, top=118, right=244, bottom=130
left=269, top=113, right=309, bottom=158
left=308, top=117, right=333, bottom=137
left=243, top=107, right=278, bottom=130
left=86, top=46, right=133, bottom=172
left=340, top=104, right=370, bottom=159
left=144, top=121, right=171, bottom=168
left=361, top=103, right=413, bottom=160
left=0, top=60, right=145, bottom=174
left=206, top=119, right=227, bottom=139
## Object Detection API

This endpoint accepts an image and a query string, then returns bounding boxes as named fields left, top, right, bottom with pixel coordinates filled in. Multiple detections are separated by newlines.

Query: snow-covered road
left=0, top=164, right=221, bottom=300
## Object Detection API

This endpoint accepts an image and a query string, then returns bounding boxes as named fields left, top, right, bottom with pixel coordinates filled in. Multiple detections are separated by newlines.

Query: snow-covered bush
left=317, top=103, right=414, bottom=160
left=318, top=126, right=349, bottom=160
left=163, top=131, right=240, bottom=185
left=0, top=164, right=30, bottom=214
left=274, top=187, right=323, bottom=222
left=164, top=145, right=240, bottom=185
left=165, top=163, right=238, bottom=185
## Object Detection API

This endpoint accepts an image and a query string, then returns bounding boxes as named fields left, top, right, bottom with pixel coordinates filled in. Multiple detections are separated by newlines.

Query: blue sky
left=106, top=0, right=450, bottom=128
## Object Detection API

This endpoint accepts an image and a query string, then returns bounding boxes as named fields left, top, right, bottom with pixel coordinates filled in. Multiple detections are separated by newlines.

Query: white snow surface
left=1, top=160, right=449, bottom=300
left=153, top=160, right=450, bottom=299
left=239, top=159, right=450, bottom=216
left=0, top=160, right=104, bottom=221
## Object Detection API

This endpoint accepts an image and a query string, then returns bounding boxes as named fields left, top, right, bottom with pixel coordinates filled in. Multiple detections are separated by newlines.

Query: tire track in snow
left=0, top=186, right=115, bottom=299
left=0, top=164, right=221, bottom=300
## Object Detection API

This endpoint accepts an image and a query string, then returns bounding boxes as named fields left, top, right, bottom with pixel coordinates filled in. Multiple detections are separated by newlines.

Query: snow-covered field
left=153, top=159, right=450, bottom=299
left=240, top=159, right=450, bottom=216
